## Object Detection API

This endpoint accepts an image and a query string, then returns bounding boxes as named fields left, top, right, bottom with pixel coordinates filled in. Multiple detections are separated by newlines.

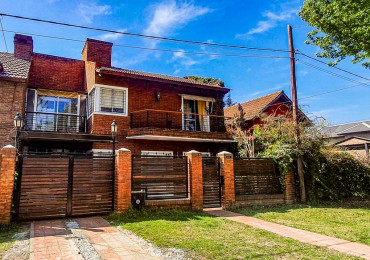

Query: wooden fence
left=132, top=156, right=188, bottom=200
left=234, top=158, right=282, bottom=196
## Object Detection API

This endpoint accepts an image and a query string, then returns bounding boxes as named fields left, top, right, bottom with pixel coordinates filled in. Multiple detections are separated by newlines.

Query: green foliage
left=224, top=93, right=236, bottom=107
left=183, top=76, right=225, bottom=87
left=299, top=0, right=370, bottom=68
left=304, top=147, right=370, bottom=202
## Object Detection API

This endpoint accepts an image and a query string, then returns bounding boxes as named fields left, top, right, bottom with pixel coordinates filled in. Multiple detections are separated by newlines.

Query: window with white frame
left=88, top=84, right=128, bottom=117
left=141, top=151, right=173, bottom=157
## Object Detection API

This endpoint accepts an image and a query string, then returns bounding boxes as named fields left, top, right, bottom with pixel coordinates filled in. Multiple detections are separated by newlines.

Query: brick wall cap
left=186, top=150, right=201, bottom=155
left=217, top=151, right=233, bottom=156
left=2, top=145, right=16, bottom=149
left=117, top=148, right=131, bottom=152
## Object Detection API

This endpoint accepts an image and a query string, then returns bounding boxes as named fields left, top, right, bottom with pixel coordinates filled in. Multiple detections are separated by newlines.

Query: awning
left=180, top=94, right=215, bottom=102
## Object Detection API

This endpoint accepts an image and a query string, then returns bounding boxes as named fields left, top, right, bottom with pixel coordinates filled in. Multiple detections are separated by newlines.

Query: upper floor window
left=88, top=84, right=128, bottom=117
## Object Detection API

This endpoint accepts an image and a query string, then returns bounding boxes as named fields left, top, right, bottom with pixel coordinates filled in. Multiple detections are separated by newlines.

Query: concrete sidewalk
left=29, top=217, right=162, bottom=260
left=205, top=209, right=370, bottom=259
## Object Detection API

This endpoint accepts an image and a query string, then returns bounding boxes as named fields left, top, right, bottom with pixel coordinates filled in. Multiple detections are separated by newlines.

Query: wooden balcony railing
left=130, top=109, right=230, bottom=133
left=24, top=111, right=87, bottom=133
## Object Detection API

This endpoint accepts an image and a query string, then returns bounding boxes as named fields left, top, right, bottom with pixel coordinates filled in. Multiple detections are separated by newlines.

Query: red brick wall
left=89, top=74, right=230, bottom=154
left=82, top=39, right=112, bottom=67
left=0, top=79, right=27, bottom=147
left=0, top=146, right=17, bottom=224
left=28, top=53, right=85, bottom=92
left=14, top=34, right=33, bottom=61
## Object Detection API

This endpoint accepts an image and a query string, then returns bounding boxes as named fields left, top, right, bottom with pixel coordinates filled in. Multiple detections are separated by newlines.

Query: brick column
left=186, top=150, right=203, bottom=210
left=217, top=151, right=235, bottom=208
left=0, top=145, right=17, bottom=224
left=284, top=173, right=295, bottom=204
left=115, top=148, right=132, bottom=212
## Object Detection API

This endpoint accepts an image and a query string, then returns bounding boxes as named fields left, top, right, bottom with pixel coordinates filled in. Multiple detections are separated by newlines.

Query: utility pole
left=288, top=25, right=306, bottom=203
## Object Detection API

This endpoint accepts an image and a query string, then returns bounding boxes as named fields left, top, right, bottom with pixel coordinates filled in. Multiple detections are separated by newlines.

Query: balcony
left=24, top=111, right=87, bottom=133
left=128, top=109, right=234, bottom=142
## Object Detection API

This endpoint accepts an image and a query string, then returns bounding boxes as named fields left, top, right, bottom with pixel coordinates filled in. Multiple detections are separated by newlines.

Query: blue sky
left=1, top=0, right=369, bottom=124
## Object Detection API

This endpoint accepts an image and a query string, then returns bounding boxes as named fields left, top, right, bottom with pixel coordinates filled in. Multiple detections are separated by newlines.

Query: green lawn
left=233, top=202, right=370, bottom=246
left=0, top=223, right=19, bottom=257
left=108, top=209, right=359, bottom=259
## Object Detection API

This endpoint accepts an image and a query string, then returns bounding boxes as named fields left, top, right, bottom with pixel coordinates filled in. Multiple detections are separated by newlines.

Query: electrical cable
left=0, top=12, right=291, bottom=53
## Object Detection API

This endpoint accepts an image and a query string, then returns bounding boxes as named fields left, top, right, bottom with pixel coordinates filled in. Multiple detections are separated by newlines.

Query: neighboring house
left=1, top=34, right=234, bottom=156
left=224, top=90, right=306, bottom=131
left=322, top=121, right=370, bottom=157
left=0, top=41, right=31, bottom=147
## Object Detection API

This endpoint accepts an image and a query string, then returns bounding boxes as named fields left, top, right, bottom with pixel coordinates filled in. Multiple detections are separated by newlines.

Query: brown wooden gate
left=202, top=157, right=221, bottom=208
left=16, top=154, right=114, bottom=221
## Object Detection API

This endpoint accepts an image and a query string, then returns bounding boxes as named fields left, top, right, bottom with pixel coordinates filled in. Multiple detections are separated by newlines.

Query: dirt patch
left=2, top=226, right=29, bottom=260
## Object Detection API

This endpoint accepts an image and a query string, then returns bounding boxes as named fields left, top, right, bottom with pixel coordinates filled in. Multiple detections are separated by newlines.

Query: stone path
left=29, top=217, right=162, bottom=260
left=205, top=209, right=370, bottom=260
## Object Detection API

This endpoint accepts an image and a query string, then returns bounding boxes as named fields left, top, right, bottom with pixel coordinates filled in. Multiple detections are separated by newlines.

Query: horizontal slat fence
left=234, top=158, right=282, bottom=196
left=18, top=156, right=69, bottom=220
left=202, top=157, right=221, bottom=208
left=132, top=156, right=188, bottom=200
left=72, top=156, right=114, bottom=216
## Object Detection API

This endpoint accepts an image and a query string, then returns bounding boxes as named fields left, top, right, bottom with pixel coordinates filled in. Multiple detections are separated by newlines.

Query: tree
left=299, top=0, right=370, bottom=68
left=225, top=93, right=236, bottom=107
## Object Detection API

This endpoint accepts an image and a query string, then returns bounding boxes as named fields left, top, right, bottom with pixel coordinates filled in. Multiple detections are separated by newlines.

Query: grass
left=0, top=223, right=19, bottom=257
left=232, top=201, right=370, bottom=246
left=108, top=209, right=359, bottom=259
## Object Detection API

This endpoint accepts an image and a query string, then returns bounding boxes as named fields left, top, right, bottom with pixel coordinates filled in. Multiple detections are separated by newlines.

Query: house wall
left=28, top=53, right=85, bottom=92
left=88, top=73, right=229, bottom=155
left=0, top=79, right=27, bottom=147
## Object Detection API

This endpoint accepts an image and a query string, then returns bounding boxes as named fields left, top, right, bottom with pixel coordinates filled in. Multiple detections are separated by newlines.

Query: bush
left=304, top=147, right=370, bottom=202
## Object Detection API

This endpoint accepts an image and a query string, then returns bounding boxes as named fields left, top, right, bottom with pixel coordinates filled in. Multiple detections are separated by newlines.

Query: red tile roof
left=224, top=90, right=287, bottom=120
left=96, top=66, right=229, bottom=91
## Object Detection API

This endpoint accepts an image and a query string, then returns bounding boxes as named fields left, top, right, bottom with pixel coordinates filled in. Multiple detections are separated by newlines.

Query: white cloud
left=96, top=29, right=126, bottom=41
left=144, top=1, right=210, bottom=37
left=77, top=3, right=112, bottom=24
left=247, top=85, right=282, bottom=98
left=236, top=8, right=298, bottom=38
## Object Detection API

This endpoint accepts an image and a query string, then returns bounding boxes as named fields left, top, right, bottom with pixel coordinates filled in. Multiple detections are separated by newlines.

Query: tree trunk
left=297, top=155, right=306, bottom=203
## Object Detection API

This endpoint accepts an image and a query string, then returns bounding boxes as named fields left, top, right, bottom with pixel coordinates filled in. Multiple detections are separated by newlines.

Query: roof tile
left=0, top=52, right=31, bottom=80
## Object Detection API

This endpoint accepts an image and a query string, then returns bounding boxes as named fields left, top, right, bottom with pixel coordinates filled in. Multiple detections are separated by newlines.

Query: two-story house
left=3, top=34, right=234, bottom=156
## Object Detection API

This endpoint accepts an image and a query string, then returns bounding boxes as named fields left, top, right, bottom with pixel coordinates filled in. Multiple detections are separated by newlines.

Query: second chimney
left=82, top=38, right=113, bottom=67
left=14, top=34, right=33, bottom=61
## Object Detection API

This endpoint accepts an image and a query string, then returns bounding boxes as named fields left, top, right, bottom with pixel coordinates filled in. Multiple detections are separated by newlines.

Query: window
left=88, top=85, right=128, bottom=117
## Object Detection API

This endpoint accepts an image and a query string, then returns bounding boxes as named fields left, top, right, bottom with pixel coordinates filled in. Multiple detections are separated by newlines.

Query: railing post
left=186, top=150, right=203, bottom=210
left=115, top=148, right=132, bottom=212
left=0, top=145, right=17, bottom=224
left=217, top=151, right=235, bottom=208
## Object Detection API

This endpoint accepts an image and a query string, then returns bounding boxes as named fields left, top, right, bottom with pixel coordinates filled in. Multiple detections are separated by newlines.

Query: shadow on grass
left=107, top=208, right=216, bottom=226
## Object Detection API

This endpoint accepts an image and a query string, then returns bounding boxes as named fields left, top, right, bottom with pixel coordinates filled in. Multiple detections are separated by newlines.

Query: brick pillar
left=115, top=148, right=132, bottom=212
left=284, top=173, right=295, bottom=204
left=186, top=150, right=203, bottom=210
left=217, top=151, right=235, bottom=208
left=0, top=145, right=17, bottom=224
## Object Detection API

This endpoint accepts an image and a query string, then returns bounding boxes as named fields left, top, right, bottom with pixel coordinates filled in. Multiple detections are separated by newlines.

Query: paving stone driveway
left=29, top=217, right=162, bottom=260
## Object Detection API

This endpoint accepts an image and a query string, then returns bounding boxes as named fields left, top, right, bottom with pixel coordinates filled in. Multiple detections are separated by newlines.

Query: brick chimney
left=82, top=38, right=113, bottom=67
left=14, top=34, right=33, bottom=61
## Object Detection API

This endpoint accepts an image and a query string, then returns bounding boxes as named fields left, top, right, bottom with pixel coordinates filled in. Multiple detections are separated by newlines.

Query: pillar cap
left=217, top=151, right=233, bottom=155
left=186, top=150, right=201, bottom=155
left=117, top=148, right=131, bottom=152
left=2, top=145, right=16, bottom=149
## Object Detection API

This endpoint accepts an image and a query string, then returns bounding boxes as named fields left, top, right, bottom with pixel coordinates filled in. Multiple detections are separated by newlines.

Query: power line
left=296, top=59, right=370, bottom=86
left=0, top=12, right=291, bottom=53
left=0, top=16, right=8, bottom=52
left=296, top=50, right=370, bottom=82
left=2, top=29, right=290, bottom=60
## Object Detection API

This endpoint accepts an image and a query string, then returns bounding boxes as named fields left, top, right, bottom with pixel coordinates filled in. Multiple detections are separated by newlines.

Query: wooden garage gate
left=202, top=157, right=221, bottom=208
left=16, top=154, right=114, bottom=221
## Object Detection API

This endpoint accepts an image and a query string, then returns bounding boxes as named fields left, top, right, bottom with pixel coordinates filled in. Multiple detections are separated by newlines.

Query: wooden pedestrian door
left=202, top=157, right=222, bottom=208
left=16, top=154, right=114, bottom=221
